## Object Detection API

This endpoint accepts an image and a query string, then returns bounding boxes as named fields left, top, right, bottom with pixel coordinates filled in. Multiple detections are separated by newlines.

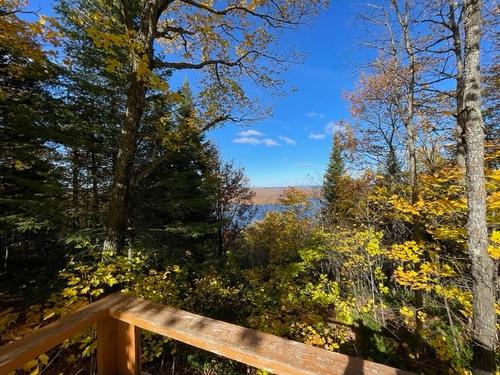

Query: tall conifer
left=322, top=133, right=345, bottom=219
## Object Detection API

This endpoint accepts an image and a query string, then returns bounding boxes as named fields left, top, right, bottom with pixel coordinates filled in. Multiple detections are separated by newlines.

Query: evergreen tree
left=55, top=0, right=131, bottom=233
left=384, top=146, right=402, bottom=182
left=134, top=82, right=218, bottom=262
left=0, top=5, right=65, bottom=273
left=321, top=133, right=345, bottom=220
left=212, top=157, right=255, bottom=256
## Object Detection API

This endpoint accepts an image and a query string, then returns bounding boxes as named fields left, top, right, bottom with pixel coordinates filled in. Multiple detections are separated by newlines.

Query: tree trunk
left=90, top=149, right=99, bottom=227
left=463, top=1, right=497, bottom=373
left=448, top=0, right=467, bottom=170
left=71, top=148, right=81, bottom=229
left=392, top=0, right=423, bottom=332
left=103, top=0, right=162, bottom=254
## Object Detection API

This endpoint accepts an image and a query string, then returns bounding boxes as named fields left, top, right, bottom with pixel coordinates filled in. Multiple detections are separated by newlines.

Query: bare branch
left=178, top=0, right=297, bottom=28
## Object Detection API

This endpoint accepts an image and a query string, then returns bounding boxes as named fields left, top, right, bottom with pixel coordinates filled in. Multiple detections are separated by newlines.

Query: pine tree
left=385, top=146, right=402, bottom=182
left=0, top=4, right=64, bottom=272
left=134, top=82, right=218, bottom=261
left=322, top=133, right=345, bottom=220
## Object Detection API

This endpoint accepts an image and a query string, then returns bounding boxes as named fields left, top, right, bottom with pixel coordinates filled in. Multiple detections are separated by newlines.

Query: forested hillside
left=0, top=0, right=498, bottom=374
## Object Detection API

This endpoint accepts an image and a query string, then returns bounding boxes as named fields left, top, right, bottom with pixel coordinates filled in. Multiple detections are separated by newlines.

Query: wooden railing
left=0, top=293, right=413, bottom=375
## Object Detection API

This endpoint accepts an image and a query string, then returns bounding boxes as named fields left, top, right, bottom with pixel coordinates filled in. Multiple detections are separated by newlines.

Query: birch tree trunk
left=463, top=1, right=497, bottom=373
left=392, top=0, right=417, bottom=198
left=103, top=0, right=163, bottom=254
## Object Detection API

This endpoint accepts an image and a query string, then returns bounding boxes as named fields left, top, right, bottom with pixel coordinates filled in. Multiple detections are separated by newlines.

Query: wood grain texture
left=110, top=295, right=414, bottom=375
left=0, top=293, right=127, bottom=374
left=97, top=318, right=140, bottom=375
left=0, top=292, right=415, bottom=375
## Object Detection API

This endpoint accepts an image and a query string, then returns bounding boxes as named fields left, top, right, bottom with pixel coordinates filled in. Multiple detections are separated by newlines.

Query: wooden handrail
left=0, top=293, right=128, bottom=373
left=0, top=293, right=414, bottom=375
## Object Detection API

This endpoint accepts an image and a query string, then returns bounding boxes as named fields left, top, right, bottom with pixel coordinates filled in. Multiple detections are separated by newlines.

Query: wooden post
left=97, top=318, right=140, bottom=375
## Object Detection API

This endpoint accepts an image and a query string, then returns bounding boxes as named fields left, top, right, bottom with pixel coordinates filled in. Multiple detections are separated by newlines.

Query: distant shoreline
left=251, top=186, right=320, bottom=204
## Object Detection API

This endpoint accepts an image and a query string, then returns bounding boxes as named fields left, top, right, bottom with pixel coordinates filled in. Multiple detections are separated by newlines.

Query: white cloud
left=308, top=133, right=325, bottom=140
left=233, top=137, right=280, bottom=147
left=279, top=135, right=296, bottom=145
left=238, top=129, right=264, bottom=137
left=325, top=121, right=343, bottom=134
left=261, top=138, right=280, bottom=147
left=233, top=137, right=262, bottom=145
left=305, top=112, right=325, bottom=119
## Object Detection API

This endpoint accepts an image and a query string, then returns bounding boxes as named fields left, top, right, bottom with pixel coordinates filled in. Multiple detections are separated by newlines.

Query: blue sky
left=201, top=2, right=373, bottom=186
left=29, top=0, right=373, bottom=187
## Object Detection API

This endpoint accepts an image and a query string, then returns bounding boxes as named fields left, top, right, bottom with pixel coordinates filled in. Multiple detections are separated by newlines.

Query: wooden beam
left=0, top=293, right=127, bottom=374
left=111, top=295, right=414, bottom=375
left=0, top=292, right=415, bottom=375
left=97, top=318, right=141, bottom=375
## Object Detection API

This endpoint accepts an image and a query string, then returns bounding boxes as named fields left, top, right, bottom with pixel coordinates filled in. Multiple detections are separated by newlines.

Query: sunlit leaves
left=488, top=230, right=500, bottom=260
left=389, top=241, right=422, bottom=263
left=0, top=1, right=60, bottom=86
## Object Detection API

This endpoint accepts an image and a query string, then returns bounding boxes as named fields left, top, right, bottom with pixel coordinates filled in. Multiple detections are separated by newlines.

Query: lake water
left=252, top=199, right=321, bottom=222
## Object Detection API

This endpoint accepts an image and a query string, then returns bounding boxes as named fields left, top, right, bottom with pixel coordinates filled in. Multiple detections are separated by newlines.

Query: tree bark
left=448, top=0, right=467, bottom=170
left=90, top=149, right=99, bottom=227
left=71, top=148, right=81, bottom=229
left=391, top=0, right=417, bottom=199
left=103, top=0, right=163, bottom=254
left=463, top=1, right=497, bottom=373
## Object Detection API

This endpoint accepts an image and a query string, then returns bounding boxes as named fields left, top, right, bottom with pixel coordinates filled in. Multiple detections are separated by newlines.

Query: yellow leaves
left=378, top=283, right=390, bottom=295
left=488, top=230, right=500, bottom=260
left=426, top=225, right=467, bottom=244
left=303, top=326, right=328, bottom=347
left=38, top=354, right=49, bottom=366
left=105, top=58, right=121, bottom=73
left=360, top=300, right=373, bottom=314
left=300, top=275, right=340, bottom=307
left=486, top=169, right=500, bottom=216
left=165, top=91, right=184, bottom=104
left=425, top=328, right=453, bottom=361
left=23, top=359, right=38, bottom=371
left=389, top=194, right=420, bottom=218
left=394, top=261, right=456, bottom=292
left=294, top=322, right=347, bottom=352
left=20, top=353, right=47, bottom=374
left=278, top=187, right=309, bottom=207
left=85, top=27, right=170, bottom=89
left=0, top=5, right=50, bottom=78
left=399, top=306, right=414, bottom=318
left=491, top=230, right=500, bottom=246
left=488, top=191, right=500, bottom=210
left=0, top=308, right=19, bottom=333
left=399, top=306, right=414, bottom=326
left=416, top=310, right=427, bottom=324
left=172, top=264, right=182, bottom=273
left=136, top=54, right=151, bottom=79
left=487, top=168, right=500, bottom=184
left=360, top=229, right=383, bottom=256
left=62, top=287, right=78, bottom=298
left=86, top=28, right=130, bottom=51
left=389, top=241, right=422, bottom=263
left=13, top=159, right=30, bottom=171
left=434, top=285, right=472, bottom=317
left=394, top=267, right=420, bottom=288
